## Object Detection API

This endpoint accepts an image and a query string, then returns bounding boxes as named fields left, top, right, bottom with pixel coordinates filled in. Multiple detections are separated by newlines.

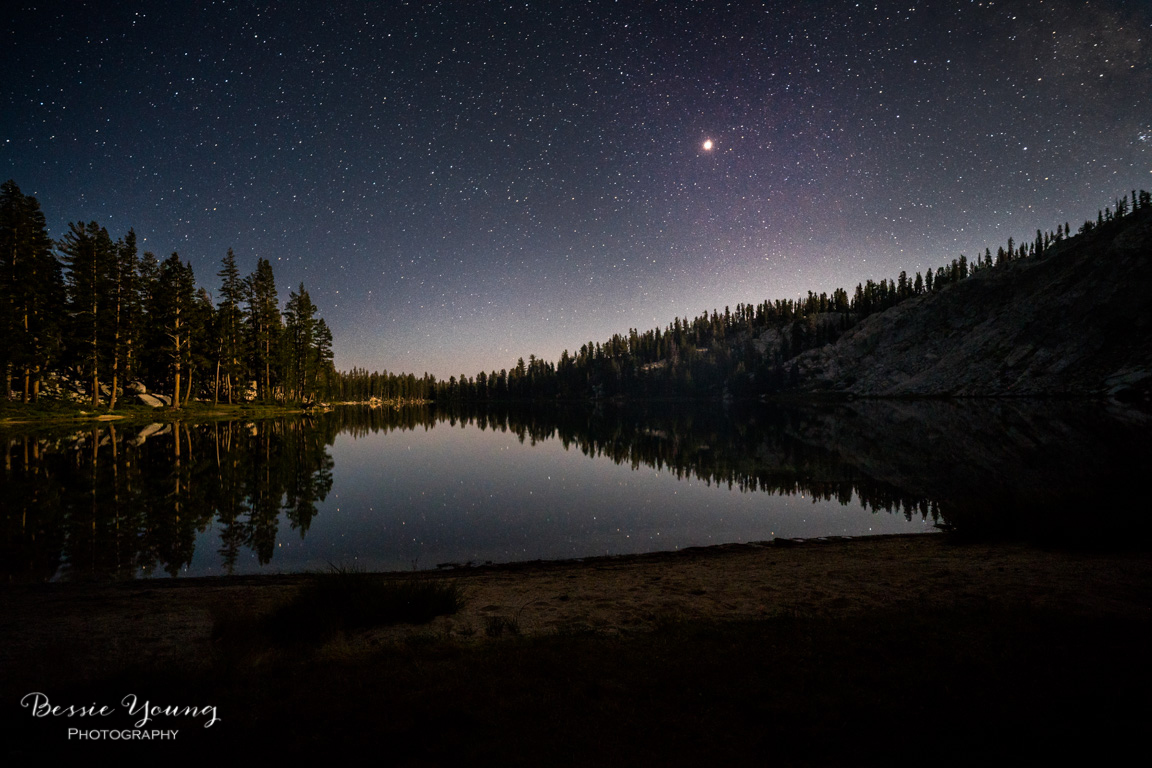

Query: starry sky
left=3, top=0, right=1150, bottom=378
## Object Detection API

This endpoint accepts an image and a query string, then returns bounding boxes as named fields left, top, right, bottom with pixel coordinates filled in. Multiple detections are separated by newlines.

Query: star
left=1, top=1, right=1146, bottom=379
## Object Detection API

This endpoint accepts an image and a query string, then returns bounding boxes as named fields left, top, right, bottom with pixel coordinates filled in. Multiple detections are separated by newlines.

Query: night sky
left=3, top=1, right=1149, bottom=378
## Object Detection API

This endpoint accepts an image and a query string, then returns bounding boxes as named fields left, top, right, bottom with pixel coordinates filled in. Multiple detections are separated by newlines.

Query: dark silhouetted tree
left=0, top=181, right=63, bottom=402
left=246, top=258, right=281, bottom=402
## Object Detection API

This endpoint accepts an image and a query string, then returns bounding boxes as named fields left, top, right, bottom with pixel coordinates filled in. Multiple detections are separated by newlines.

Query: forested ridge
left=418, top=189, right=1151, bottom=402
left=1, top=180, right=335, bottom=407
left=5, top=181, right=1148, bottom=407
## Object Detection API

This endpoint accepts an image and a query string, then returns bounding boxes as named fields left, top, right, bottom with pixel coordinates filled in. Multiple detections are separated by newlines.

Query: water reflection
left=2, top=417, right=334, bottom=581
left=2, top=400, right=1147, bottom=581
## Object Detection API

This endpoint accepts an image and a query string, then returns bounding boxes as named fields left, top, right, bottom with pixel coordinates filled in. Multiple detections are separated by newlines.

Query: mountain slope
left=792, top=207, right=1152, bottom=398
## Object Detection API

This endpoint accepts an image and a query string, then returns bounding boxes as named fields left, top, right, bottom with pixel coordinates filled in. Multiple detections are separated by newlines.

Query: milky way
left=3, top=0, right=1149, bottom=377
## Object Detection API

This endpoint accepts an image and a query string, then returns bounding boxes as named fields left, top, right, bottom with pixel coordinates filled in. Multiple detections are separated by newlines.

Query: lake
left=2, top=399, right=1147, bottom=581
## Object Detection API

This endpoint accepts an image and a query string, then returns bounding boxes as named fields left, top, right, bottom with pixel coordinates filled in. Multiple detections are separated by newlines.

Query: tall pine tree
left=105, top=229, right=139, bottom=409
left=215, top=249, right=247, bottom=404
left=0, top=181, right=63, bottom=402
left=246, top=258, right=281, bottom=402
left=155, top=253, right=197, bottom=408
left=59, top=221, right=116, bottom=407
left=283, top=283, right=318, bottom=402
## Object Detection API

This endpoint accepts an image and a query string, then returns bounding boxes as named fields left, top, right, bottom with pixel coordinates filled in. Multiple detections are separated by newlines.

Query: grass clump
left=483, top=615, right=521, bottom=638
left=262, top=564, right=466, bottom=645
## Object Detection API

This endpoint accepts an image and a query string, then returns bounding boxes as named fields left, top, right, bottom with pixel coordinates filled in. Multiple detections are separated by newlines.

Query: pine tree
left=0, top=181, right=63, bottom=402
left=313, top=318, right=334, bottom=398
left=283, top=283, right=318, bottom=402
left=155, top=253, right=197, bottom=408
left=135, top=250, right=166, bottom=390
left=106, top=229, right=139, bottom=410
left=215, top=249, right=247, bottom=404
left=59, top=221, right=116, bottom=407
left=246, top=258, right=281, bottom=402
left=188, top=286, right=216, bottom=405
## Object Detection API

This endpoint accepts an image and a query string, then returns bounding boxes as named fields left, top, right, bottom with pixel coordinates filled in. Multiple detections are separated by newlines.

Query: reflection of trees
left=331, top=400, right=1151, bottom=543
left=282, top=416, right=335, bottom=537
left=7, top=399, right=1138, bottom=581
left=1, top=433, right=66, bottom=581
left=0, top=417, right=337, bottom=581
left=331, top=403, right=941, bottom=522
left=212, top=421, right=250, bottom=574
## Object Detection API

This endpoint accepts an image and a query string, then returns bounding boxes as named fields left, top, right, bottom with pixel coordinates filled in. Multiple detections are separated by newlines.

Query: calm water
left=199, top=418, right=928, bottom=576
left=3, top=400, right=1147, bottom=581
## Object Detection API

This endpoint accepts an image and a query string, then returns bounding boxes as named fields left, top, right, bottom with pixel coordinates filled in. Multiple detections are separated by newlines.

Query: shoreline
left=4, top=532, right=1148, bottom=684
left=4, top=531, right=1150, bottom=763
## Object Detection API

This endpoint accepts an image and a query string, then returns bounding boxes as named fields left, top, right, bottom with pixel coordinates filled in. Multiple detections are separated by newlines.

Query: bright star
left=702, top=139, right=714, bottom=151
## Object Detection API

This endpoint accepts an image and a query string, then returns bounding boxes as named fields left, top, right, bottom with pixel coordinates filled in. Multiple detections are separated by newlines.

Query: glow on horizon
left=2, top=1, right=1147, bottom=379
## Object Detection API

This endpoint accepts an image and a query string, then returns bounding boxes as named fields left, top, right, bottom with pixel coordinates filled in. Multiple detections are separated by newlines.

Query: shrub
left=263, top=564, right=466, bottom=644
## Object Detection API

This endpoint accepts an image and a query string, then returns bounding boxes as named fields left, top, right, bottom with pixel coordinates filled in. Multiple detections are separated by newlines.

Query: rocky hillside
left=793, top=207, right=1152, bottom=398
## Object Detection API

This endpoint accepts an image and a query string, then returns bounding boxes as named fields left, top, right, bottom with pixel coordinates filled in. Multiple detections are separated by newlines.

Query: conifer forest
left=3, top=180, right=1149, bottom=407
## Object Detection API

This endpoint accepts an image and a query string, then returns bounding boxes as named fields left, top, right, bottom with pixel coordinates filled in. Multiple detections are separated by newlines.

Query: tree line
left=8, top=179, right=1145, bottom=407
left=425, top=189, right=1151, bottom=402
left=0, top=180, right=335, bottom=407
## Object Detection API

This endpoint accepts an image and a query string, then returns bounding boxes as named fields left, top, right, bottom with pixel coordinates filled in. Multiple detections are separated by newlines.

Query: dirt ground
left=3, top=533, right=1149, bottom=693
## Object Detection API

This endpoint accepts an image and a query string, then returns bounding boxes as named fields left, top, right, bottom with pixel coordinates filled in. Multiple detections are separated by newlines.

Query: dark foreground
left=3, top=535, right=1149, bottom=766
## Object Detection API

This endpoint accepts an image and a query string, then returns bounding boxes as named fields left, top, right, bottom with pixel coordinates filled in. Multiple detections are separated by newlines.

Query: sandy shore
left=3, top=533, right=1149, bottom=692
left=4, top=533, right=1151, bottom=764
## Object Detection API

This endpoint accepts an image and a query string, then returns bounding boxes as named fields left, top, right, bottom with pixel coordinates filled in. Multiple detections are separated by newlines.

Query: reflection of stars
left=702, top=139, right=714, bottom=151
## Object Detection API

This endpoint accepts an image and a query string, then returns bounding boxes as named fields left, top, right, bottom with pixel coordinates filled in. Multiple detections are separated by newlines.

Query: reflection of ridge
left=331, top=402, right=941, bottom=523
left=331, top=400, right=1152, bottom=542
left=4, top=399, right=1146, bottom=582
left=779, top=399, right=1152, bottom=544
